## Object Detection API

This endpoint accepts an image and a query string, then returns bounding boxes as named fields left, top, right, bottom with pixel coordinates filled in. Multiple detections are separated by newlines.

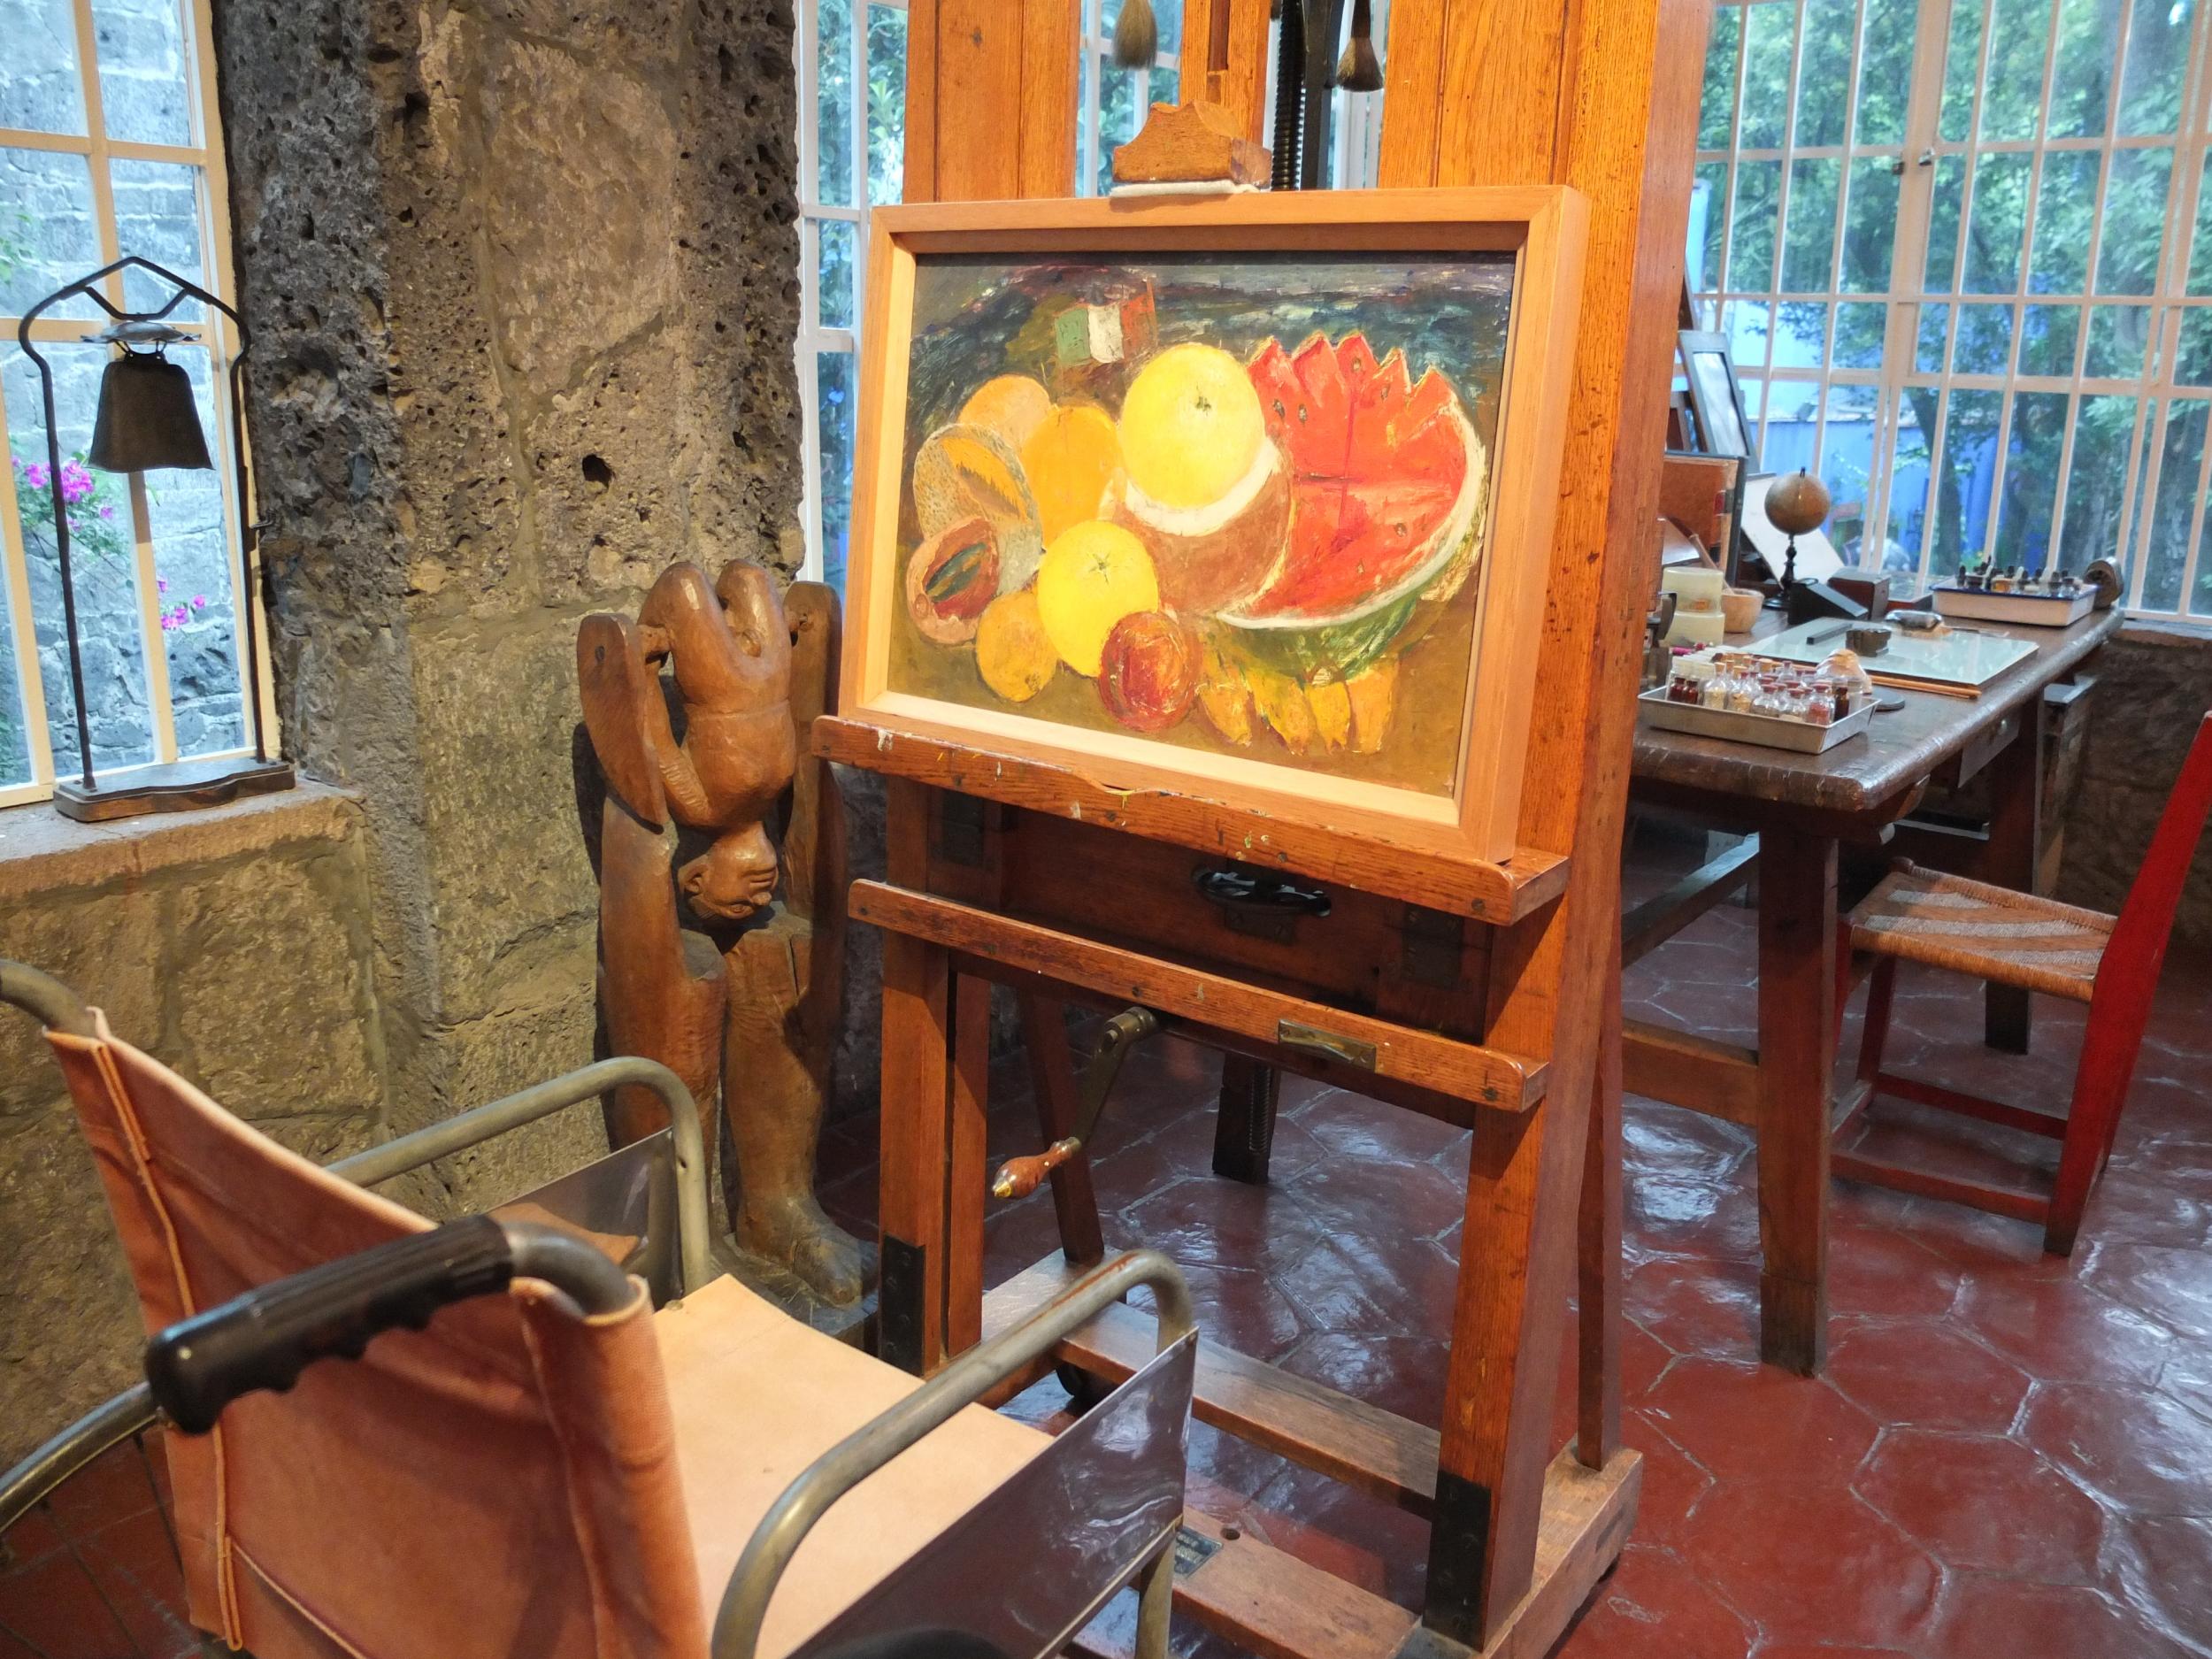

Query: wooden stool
left=1836, top=710, right=2212, bottom=1254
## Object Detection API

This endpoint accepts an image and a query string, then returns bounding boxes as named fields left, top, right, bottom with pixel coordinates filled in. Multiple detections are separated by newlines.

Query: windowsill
left=0, top=779, right=362, bottom=902
left=2119, top=615, right=2212, bottom=645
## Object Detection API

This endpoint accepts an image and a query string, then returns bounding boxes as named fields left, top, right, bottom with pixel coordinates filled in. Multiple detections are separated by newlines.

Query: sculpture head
left=680, top=822, right=780, bottom=924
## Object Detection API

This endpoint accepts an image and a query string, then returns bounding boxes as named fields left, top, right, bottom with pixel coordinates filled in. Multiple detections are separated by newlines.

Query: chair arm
left=0, top=959, right=94, bottom=1037
left=328, top=1056, right=713, bottom=1296
left=0, top=1384, right=157, bottom=1537
left=711, top=1248, right=1195, bottom=1659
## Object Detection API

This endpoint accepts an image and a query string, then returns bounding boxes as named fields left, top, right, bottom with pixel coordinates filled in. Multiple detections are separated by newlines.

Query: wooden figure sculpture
left=577, top=560, right=862, bottom=1305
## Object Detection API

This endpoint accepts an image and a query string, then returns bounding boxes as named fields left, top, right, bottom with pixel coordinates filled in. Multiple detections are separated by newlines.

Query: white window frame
left=0, top=0, right=269, bottom=809
left=1695, top=0, right=2212, bottom=619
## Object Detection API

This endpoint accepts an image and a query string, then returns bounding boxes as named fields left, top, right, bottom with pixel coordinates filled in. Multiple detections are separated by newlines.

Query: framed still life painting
left=840, top=188, right=1587, bottom=868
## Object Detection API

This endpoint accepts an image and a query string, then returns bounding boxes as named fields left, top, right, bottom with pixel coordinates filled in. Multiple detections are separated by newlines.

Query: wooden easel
left=818, top=0, right=1709, bottom=1651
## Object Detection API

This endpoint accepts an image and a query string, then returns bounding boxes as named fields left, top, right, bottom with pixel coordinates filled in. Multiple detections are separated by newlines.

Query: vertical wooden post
left=1179, top=0, right=1273, bottom=137
left=1981, top=697, right=2044, bottom=1052
left=883, top=0, right=1082, bottom=1374
left=878, top=778, right=953, bottom=1372
left=1381, top=0, right=1709, bottom=1640
left=1578, top=932, right=1625, bottom=1470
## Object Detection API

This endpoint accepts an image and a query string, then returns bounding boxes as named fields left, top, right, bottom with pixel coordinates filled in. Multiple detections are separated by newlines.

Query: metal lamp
left=16, top=256, right=291, bottom=821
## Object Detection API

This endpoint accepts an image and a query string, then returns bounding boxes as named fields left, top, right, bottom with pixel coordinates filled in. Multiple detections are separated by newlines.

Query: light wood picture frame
left=841, top=188, right=1587, bottom=870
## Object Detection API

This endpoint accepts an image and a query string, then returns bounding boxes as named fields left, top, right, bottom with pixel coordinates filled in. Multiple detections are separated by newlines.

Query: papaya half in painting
left=887, top=250, right=1517, bottom=800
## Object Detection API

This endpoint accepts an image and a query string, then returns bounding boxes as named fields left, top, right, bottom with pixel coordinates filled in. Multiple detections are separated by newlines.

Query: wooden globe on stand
left=1763, top=468, right=1832, bottom=596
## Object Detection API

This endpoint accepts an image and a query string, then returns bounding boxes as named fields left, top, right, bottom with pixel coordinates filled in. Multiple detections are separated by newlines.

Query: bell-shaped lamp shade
left=88, top=351, right=212, bottom=473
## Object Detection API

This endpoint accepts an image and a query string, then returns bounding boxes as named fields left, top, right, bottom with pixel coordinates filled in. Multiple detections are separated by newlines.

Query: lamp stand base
left=52, top=756, right=296, bottom=823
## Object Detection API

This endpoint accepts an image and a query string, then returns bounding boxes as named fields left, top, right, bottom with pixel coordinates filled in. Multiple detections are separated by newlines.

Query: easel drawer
left=849, top=879, right=1548, bottom=1120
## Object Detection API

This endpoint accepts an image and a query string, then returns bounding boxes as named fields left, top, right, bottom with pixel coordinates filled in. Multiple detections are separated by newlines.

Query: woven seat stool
left=1837, top=710, right=2212, bottom=1255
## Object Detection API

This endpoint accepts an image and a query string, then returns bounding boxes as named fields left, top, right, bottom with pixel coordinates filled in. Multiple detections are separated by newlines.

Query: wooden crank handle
left=992, top=1138, right=1083, bottom=1202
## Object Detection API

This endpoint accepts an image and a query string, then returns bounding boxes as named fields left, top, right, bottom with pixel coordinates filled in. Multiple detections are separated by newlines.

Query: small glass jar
left=1751, top=675, right=1790, bottom=720
left=1803, top=676, right=1838, bottom=726
left=1726, top=660, right=1758, bottom=713
left=1990, top=566, right=2014, bottom=593
left=1667, top=660, right=1709, bottom=704
left=1699, top=659, right=1732, bottom=710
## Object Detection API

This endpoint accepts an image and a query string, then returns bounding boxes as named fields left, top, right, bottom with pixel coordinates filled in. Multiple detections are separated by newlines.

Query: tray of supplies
left=1638, top=686, right=1875, bottom=753
left=1930, top=584, right=2094, bottom=627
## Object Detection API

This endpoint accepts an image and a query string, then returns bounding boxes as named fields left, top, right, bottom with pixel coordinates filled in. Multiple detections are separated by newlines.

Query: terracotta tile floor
left=6, top=847, right=2208, bottom=1658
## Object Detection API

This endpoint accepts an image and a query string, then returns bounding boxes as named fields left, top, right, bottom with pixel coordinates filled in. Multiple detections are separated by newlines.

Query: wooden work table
left=1623, top=603, right=2121, bottom=1372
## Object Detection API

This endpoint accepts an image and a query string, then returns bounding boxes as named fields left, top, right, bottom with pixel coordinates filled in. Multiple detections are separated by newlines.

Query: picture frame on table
left=840, top=188, right=1589, bottom=869
left=1678, top=329, right=1755, bottom=461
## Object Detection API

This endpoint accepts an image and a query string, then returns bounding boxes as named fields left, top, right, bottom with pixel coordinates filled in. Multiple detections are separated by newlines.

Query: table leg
left=1756, top=825, right=1837, bottom=1375
left=1982, top=694, right=2045, bottom=1055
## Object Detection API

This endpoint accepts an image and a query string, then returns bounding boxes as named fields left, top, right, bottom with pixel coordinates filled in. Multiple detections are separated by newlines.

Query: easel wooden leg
left=949, top=971, right=992, bottom=1355
left=879, top=925, right=953, bottom=1376
left=1755, top=826, right=1837, bottom=1376
left=1578, top=934, right=1624, bottom=1471
left=1018, top=990, right=1106, bottom=1266
left=1212, top=1054, right=1280, bottom=1186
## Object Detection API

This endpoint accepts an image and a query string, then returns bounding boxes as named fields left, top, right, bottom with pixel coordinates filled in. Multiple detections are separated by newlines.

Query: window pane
left=1924, top=156, right=1966, bottom=292
left=2031, top=150, right=2101, bottom=295
left=90, top=0, right=193, bottom=148
left=1731, top=160, right=1781, bottom=290
left=112, top=158, right=205, bottom=320
left=2116, top=0, right=2188, bottom=135
left=1690, top=161, right=1729, bottom=290
left=2085, top=303, right=2150, bottom=376
left=1741, top=3, right=1797, bottom=149
left=2019, top=303, right=2080, bottom=374
left=0, top=149, right=104, bottom=320
left=1978, top=0, right=2047, bottom=141
left=1835, top=301, right=1886, bottom=367
left=2046, top=0, right=2114, bottom=138
left=146, top=344, right=245, bottom=758
left=1818, top=382, right=1879, bottom=557
left=1782, top=158, right=1840, bottom=290
left=866, top=2, right=908, bottom=207
left=0, top=560, right=27, bottom=784
left=1917, top=303, right=1951, bottom=371
left=1839, top=159, right=1898, bottom=292
left=1855, top=0, right=1917, bottom=145
left=815, top=0, right=854, bottom=207
left=3, top=342, right=156, bottom=772
left=1775, top=300, right=1830, bottom=367
left=1096, top=58, right=1146, bottom=193
left=0, top=0, right=89, bottom=137
left=2176, top=310, right=2212, bottom=386
left=1954, top=302, right=2013, bottom=373
left=2057, top=392, right=2139, bottom=567
left=1701, top=6, right=1743, bottom=150
left=1933, top=388, right=2003, bottom=572
left=816, top=349, right=854, bottom=595
left=1724, top=298, right=1774, bottom=369
left=2136, top=399, right=2207, bottom=610
left=1939, top=0, right=1984, bottom=142
left=1760, top=380, right=1817, bottom=470
left=816, top=218, right=855, bottom=330
left=1963, top=153, right=2031, bottom=293
left=1994, top=390, right=2070, bottom=569
left=2093, top=146, right=2171, bottom=295
left=1886, top=388, right=1939, bottom=566
left=1796, top=0, right=1856, bottom=148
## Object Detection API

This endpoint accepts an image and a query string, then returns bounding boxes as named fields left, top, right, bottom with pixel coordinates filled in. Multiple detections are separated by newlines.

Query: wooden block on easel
left=1111, top=99, right=1270, bottom=186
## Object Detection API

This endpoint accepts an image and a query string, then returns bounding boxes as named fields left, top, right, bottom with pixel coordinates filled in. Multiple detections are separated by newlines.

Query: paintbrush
left=1337, top=0, right=1383, bottom=90
left=1113, top=0, right=1158, bottom=68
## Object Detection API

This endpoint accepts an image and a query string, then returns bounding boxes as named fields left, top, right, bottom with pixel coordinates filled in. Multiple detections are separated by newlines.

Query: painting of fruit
left=882, top=250, right=1516, bottom=800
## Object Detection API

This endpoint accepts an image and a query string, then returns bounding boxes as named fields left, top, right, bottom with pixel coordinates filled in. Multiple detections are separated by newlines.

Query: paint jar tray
left=1637, top=687, right=1874, bottom=753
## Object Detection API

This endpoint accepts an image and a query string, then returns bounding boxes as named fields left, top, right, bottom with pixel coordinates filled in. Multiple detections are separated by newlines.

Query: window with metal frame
left=1694, top=0, right=2212, bottom=618
left=0, top=0, right=264, bottom=809
left=791, top=0, right=1389, bottom=588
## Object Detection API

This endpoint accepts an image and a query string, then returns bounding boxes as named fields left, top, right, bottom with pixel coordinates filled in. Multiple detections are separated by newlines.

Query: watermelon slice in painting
left=1225, top=332, right=1488, bottom=654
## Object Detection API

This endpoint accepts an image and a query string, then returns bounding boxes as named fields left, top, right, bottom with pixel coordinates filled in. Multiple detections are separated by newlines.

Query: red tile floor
left=6, top=844, right=2209, bottom=1657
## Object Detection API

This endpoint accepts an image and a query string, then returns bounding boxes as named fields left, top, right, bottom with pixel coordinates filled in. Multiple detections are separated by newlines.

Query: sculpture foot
left=739, top=1193, right=866, bottom=1306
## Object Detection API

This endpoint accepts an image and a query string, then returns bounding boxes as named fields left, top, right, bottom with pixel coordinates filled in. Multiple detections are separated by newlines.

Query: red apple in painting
left=1097, top=611, right=1200, bottom=732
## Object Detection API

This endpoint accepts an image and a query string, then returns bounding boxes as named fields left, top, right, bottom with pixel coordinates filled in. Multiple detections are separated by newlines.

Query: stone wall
left=0, top=789, right=386, bottom=1459
left=207, top=0, right=809, bottom=1202
left=2058, top=620, right=2212, bottom=944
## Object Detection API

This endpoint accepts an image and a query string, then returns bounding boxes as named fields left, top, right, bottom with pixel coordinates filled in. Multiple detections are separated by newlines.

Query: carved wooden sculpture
left=579, top=560, right=863, bottom=1304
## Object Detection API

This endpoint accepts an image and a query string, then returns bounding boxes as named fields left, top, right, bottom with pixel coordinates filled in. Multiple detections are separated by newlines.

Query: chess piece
left=578, top=561, right=862, bottom=1305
